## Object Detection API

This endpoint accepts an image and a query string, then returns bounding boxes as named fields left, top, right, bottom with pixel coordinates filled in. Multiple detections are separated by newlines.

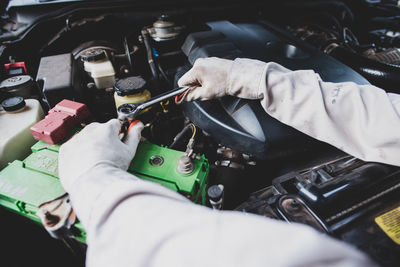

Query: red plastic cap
left=30, top=112, right=75, bottom=145
left=4, top=62, right=27, bottom=75
left=49, top=99, right=90, bottom=122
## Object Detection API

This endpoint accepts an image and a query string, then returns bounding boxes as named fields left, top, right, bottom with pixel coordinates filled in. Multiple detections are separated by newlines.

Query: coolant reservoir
left=0, top=97, right=44, bottom=169
left=81, top=48, right=116, bottom=89
left=0, top=75, right=38, bottom=99
left=114, top=76, right=151, bottom=109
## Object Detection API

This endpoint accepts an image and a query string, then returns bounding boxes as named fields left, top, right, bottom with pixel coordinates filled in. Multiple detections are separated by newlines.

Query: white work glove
left=178, top=57, right=267, bottom=101
left=59, top=119, right=144, bottom=193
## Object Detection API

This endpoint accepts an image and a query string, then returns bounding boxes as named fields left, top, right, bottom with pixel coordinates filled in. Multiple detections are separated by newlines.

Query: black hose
left=141, top=29, right=159, bottom=81
left=283, top=1, right=354, bottom=22
left=329, top=46, right=400, bottom=93
left=369, top=16, right=400, bottom=30
left=123, top=36, right=133, bottom=73
left=157, top=62, right=170, bottom=84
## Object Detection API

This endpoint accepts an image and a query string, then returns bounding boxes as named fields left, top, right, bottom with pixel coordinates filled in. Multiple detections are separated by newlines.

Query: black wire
left=123, top=35, right=133, bottom=73
left=141, top=28, right=159, bottom=81
left=169, top=124, right=195, bottom=149
left=157, top=62, right=170, bottom=84
left=61, top=238, right=86, bottom=267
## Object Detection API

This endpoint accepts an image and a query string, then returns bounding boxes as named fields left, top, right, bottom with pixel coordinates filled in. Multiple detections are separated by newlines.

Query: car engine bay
left=0, top=0, right=400, bottom=266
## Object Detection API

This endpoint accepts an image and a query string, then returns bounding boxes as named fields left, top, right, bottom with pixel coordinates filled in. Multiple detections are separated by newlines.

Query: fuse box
left=0, top=141, right=209, bottom=243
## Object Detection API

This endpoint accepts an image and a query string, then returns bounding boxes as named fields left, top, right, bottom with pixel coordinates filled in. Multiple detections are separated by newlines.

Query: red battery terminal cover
left=31, top=113, right=75, bottom=145
left=30, top=100, right=90, bottom=144
left=48, top=99, right=90, bottom=123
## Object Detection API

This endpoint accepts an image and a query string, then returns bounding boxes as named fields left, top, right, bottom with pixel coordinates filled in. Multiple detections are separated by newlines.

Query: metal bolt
left=177, top=155, right=194, bottom=174
left=149, top=155, right=164, bottom=166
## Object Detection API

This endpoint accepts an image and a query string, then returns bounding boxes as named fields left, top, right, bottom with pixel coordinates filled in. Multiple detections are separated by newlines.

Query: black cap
left=114, top=76, right=147, bottom=96
left=0, top=75, right=33, bottom=89
left=80, top=48, right=107, bottom=62
left=1, top=96, right=26, bottom=112
left=207, top=185, right=224, bottom=202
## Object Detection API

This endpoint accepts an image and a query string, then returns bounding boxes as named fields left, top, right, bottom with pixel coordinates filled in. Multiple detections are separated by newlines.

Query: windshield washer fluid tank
left=0, top=98, right=44, bottom=169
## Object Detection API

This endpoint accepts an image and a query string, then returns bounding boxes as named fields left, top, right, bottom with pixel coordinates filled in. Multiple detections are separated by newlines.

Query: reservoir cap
left=80, top=48, right=107, bottom=62
left=115, top=76, right=147, bottom=96
left=1, top=96, right=26, bottom=112
left=0, top=75, right=33, bottom=90
left=0, top=75, right=36, bottom=98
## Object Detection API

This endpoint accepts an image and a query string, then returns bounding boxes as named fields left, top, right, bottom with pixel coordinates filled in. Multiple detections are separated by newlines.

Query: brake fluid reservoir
left=81, top=48, right=116, bottom=89
left=0, top=97, right=44, bottom=169
left=114, top=76, right=151, bottom=108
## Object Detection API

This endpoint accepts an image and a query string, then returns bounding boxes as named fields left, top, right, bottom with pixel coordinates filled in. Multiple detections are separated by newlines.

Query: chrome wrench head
left=117, top=102, right=142, bottom=122
left=117, top=86, right=190, bottom=122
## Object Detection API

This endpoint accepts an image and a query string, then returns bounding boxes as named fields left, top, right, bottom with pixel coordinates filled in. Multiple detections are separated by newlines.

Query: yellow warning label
left=375, top=206, right=400, bottom=245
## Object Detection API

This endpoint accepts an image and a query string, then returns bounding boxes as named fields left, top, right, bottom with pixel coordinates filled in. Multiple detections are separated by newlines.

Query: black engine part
left=181, top=20, right=370, bottom=159
left=36, top=53, right=77, bottom=108
left=329, top=46, right=400, bottom=93
left=236, top=156, right=400, bottom=267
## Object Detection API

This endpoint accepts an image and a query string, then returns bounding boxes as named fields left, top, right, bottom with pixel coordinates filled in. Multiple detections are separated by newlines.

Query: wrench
left=117, top=86, right=190, bottom=121
left=117, top=86, right=191, bottom=140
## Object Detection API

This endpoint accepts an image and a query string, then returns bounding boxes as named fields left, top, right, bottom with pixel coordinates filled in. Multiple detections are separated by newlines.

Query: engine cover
left=181, top=20, right=370, bottom=159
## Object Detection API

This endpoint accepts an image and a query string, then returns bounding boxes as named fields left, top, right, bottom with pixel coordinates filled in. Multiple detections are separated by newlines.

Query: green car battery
left=0, top=141, right=209, bottom=243
left=128, top=141, right=209, bottom=204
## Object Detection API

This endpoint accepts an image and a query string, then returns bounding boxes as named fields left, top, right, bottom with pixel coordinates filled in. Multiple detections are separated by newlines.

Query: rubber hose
left=283, top=0, right=354, bottom=22
left=329, top=46, right=400, bottom=93
left=141, top=29, right=159, bottom=81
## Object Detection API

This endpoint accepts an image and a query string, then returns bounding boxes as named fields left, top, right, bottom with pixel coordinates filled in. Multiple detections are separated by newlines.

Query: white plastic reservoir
left=0, top=98, right=44, bottom=169
left=81, top=48, right=116, bottom=89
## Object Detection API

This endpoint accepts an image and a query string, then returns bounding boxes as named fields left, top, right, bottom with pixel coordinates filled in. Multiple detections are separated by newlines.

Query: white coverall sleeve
left=229, top=58, right=400, bottom=166
left=68, top=163, right=376, bottom=267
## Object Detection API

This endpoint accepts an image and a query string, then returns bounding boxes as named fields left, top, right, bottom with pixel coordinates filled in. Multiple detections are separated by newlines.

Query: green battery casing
left=0, top=141, right=209, bottom=243
left=129, top=142, right=209, bottom=204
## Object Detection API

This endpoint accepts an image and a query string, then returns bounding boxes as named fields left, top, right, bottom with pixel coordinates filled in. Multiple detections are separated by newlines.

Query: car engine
left=0, top=0, right=399, bottom=266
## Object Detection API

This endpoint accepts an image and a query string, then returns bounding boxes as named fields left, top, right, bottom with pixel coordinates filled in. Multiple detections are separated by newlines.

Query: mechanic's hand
left=178, top=57, right=233, bottom=101
left=59, top=119, right=144, bottom=192
left=178, top=57, right=267, bottom=101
